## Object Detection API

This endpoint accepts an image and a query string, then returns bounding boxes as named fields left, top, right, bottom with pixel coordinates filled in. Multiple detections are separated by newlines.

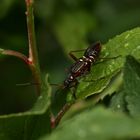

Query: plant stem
left=2, top=50, right=30, bottom=64
left=25, top=0, right=42, bottom=95
left=51, top=103, right=72, bottom=128
left=25, top=0, right=38, bottom=65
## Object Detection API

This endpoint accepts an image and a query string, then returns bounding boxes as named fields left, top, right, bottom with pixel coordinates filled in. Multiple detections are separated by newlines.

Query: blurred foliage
left=0, top=75, right=51, bottom=140
left=42, top=107, right=140, bottom=140
left=0, top=0, right=16, bottom=19
left=0, top=0, right=140, bottom=139
left=42, top=55, right=140, bottom=140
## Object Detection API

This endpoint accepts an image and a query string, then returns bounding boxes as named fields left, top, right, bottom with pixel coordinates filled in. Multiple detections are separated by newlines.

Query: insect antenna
left=16, top=82, right=39, bottom=86
left=50, top=83, right=65, bottom=89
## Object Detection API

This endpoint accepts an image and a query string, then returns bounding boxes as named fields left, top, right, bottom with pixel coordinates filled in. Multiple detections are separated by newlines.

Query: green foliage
left=76, top=27, right=140, bottom=98
left=110, top=89, right=126, bottom=113
left=1, top=0, right=140, bottom=139
left=55, top=27, right=140, bottom=100
left=41, top=55, right=140, bottom=140
left=41, top=107, right=140, bottom=140
left=50, top=29, right=140, bottom=140
left=54, top=11, right=96, bottom=53
left=0, top=0, right=16, bottom=19
left=110, top=56, right=140, bottom=117
left=124, top=56, right=140, bottom=117
left=1, top=27, right=140, bottom=139
left=0, top=76, right=51, bottom=140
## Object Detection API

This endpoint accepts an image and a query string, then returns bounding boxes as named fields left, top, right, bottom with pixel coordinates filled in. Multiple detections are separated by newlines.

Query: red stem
left=2, top=50, right=31, bottom=65
left=25, top=0, right=42, bottom=95
left=51, top=103, right=72, bottom=128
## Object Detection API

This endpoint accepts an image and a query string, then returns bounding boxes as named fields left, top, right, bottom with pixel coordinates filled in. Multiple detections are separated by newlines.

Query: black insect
left=63, top=42, right=101, bottom=88
left=16, top=42, right=102, bottom=90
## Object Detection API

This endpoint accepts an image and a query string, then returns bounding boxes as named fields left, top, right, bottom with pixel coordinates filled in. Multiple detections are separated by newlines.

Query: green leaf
left=97, top=71, right=123, bottom=102
left=76, top=69, right=120, bottom=99
left=110, top=89, right=127, bottom=113
left=76, top=27, right=140, bottom=98
left=53, top=27, right=140, bottom=101
left=40, top=107, right=140, bottom=140
left=0, top=75, right=51, bottom=140
left=124, top=55, right=140, bottom=117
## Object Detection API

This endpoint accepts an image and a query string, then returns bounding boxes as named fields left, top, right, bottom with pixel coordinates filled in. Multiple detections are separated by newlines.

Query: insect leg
left=70, top=79, right=79, bottom=99
left=69, top=49, right=86, bottom=61
left=99, top=55, right=122, bottom=60
left=82, top=76, right=107, bottom=83
left=50, top=83, right=65, bottom=89
left=16, top=82, right=39, bottom=86
left=94, top=55, right=122, bottom=65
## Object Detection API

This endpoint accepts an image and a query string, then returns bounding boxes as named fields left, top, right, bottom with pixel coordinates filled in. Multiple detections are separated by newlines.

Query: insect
left=17, top=42, right=119, bottom=91
left=63, top=42, right=101, bottom=89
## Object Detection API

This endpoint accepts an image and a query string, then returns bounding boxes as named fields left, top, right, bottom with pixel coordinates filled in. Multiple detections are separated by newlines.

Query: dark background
left=0, top=0, right=140, bottom=114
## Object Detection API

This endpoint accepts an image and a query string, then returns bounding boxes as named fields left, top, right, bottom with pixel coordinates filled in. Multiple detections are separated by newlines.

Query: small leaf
left=40, top=107, right=140, bottom=140
left=0, top=75, right=51, bottom=140
left=124, top=55, right=140, bottom=117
